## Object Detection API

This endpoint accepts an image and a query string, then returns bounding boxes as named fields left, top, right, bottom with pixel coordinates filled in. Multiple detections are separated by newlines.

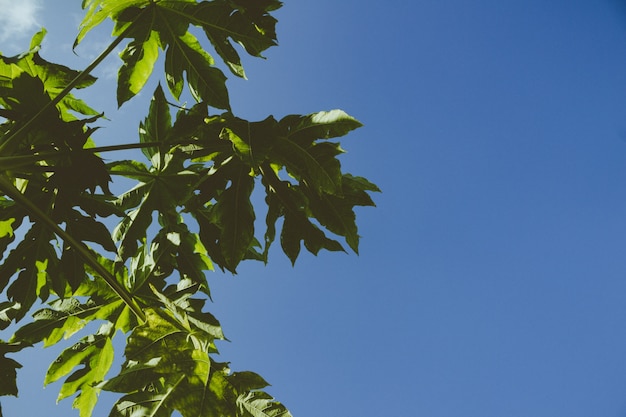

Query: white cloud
left=0, top=0, right=43, bottom=51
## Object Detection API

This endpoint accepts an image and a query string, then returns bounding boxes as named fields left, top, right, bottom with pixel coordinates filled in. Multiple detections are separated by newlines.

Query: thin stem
left=0, top=7, right=149, bottom=154
left=0, top=174, right=146, bottom=322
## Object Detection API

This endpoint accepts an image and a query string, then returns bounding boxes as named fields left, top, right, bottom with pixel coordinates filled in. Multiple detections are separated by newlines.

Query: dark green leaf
left=0, top=342, right=23, bottom=397
left=108, top=391, right=173, bottom=417
left=0, top=360, right=21, bottom=397
left=268, top=136, right=342, bottom=195
left=139, top=84, right=171, bottom=162
left=164, top=31, right=229, bottom=109
left=112, top=154, right=199, bottom=261
left=228, top=372, right=269, bottom=392
left=211, top=165, right=255, bottom=271
left=280, top=207, right=344, bottom=265
left=66, top=211, right=117, bottom=253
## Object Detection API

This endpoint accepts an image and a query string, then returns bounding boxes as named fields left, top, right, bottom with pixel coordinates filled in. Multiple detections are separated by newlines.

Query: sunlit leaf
left=0, top=218, right=14, bottom=238
left=237, top=391, right=292, bottom=417
left=48, top=326, right=115, bottom=417
left=117, top=23, right=160, bottom=106
left=75, top=0, right=150, bottom=48
left=12, top=298, right=95, bottom=347
left=281, top=109, right=363, bottom=142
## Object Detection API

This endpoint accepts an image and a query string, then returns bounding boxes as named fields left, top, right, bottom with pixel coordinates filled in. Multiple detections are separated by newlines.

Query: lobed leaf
left=163, top=30, right=229, bottom=108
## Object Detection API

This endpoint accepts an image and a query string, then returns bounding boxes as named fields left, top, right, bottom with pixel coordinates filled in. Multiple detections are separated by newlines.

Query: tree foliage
left=0, top=1, right=378, bottom=416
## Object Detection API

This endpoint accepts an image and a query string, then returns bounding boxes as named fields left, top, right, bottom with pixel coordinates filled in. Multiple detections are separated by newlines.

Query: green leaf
left=44, top=327, right=112, bottom=386
left=139, top=84, right=172, bottom=163
left=0, top=218, right=14, bottom=238
left=117, top=21, right=161, bottom=106
left=211, top=164, right=256, bottom=271
left=228, top=372, right=270, bottom=392
left=29, top=28, right=47, bottom=52
left=163, top=225, right=214, bottom=287
left=0, top=30, right=98, bottom=120
left=280, top=205, right=345, bottom=265
left=101, top=298, right=240, bottom=416
left=75, top=0, right=150, bottom=48
left=0, top=71, right=60, bottom=129
left=11, top=298, right=94, bottom=347
left=277, top=139, right=343, bottom=194
left=171, top=369, right=237, bottom=417
left=0, top=341, right=23, bottom=397
left=261, top=185, right=281, bottom=262
left=124, top=307, right=189, bottom=363
left=164, top=31, right=229, bottom=109
left=0, top=224, right=59, bottom=319
left=192, top=1, right=277, bottom=77
left=197, top=0, right=280, bottom=58
left=98, top=357, right=164, bottom=394
left=75, top=257, right=138, bottom=334
left=0, top=302, right=21, bottom=330
left=220, top=127, right=251, bottom=162
left=108, top=390, right=174, bottom=417
left=281, top=109, right=363, bottom=142
left=59, top=247, right=87, bottom=292
left=302, top=173, right=379, bottom=254
left=237, top=391, right=292, bottom=417
left=260, top=167, right=344, bottom=264
left=46, top=326, right=115, bottom=417
left=26, top=53, right=98, bottom=118
left=112, top=154, right=200, bottom=261
left=108, top=159, right=151, bottom=181
left=151, top=284, right=223, bottom=342
left=66, top=210, right=117, bottom=253
left=84, top=1, right=235, bottom=108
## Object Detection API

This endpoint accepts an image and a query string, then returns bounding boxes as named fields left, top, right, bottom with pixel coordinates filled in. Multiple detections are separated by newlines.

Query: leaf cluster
left=0, top=1, right=378, bottom=416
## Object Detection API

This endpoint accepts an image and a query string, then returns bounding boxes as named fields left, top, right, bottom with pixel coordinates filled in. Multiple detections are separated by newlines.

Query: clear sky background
left=3, top=1, right=626, bottom=416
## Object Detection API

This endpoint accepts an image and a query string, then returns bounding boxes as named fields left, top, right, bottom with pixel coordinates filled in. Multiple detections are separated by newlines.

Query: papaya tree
left=0, top=1, right=378, bottom=416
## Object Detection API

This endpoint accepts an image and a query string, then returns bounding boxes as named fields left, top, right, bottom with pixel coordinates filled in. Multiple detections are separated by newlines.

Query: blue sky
left=3, top=1, right=626, bottom=416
